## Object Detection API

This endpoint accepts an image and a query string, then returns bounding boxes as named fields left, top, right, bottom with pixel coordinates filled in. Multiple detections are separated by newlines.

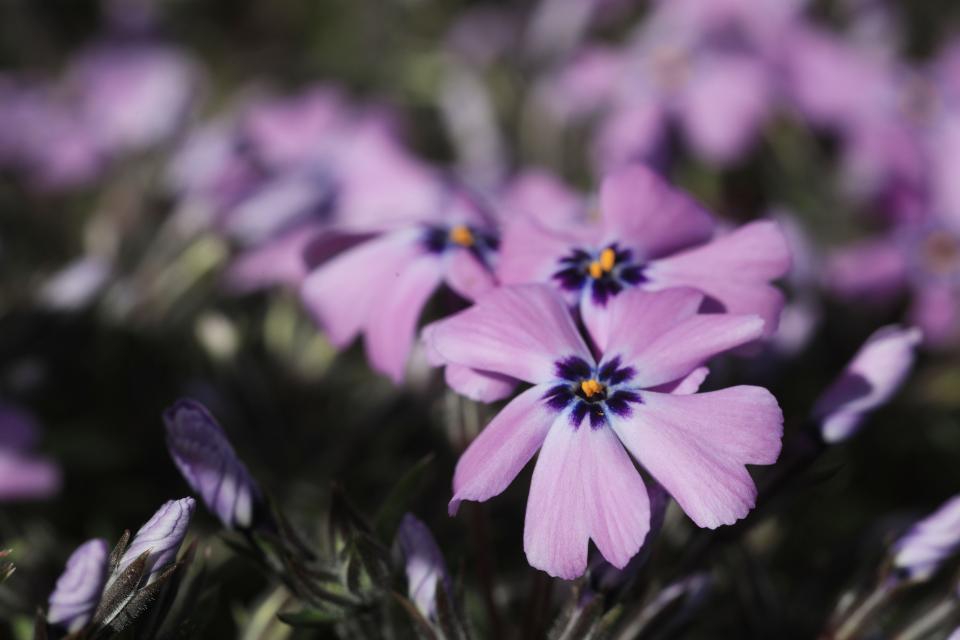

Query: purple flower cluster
left=0, top=43, right=197, bottom=190
left=192, top=127, right=789, bottom=575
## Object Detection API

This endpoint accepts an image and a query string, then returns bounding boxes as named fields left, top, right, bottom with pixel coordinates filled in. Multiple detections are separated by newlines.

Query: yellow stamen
left=580, top=379, right=604, bottom=398
left=587, top=248, right=617, bottom=279
left=599, top=247, right=616, bottom=272
left=449, top=224, right=474, bottom=247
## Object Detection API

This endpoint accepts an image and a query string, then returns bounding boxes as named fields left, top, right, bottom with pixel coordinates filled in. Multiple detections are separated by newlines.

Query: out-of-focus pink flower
left=827, top=215, right=960, bottom=347
left=301, top=189, right=498, bottom=383
left=812, top=325, right=921, bottom=443
left=0, top=84, right=104, bottom=189
left=542, top=3, right=777, bottom=168
left=497, top=164, right=790, bottom=349
left=428, top=285, right=782, bottom=578
left=0, top=403, right=61, bottom=502
left=68, top=44, right=199, bottom=154
left=169, top=86, right=449, bottom=296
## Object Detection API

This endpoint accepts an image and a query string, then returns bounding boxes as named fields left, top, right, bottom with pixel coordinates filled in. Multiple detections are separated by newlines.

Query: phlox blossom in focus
left=498, top=164, right=791, bottom=350
left=427, top=284, right=783, bottom=578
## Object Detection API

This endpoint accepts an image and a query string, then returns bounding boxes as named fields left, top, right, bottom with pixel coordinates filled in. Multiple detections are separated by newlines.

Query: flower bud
left=395, top=513, right=452, bottom=620
left=47, top=538, right=109, bottom=632
left=164, top=399, right=262, bottom=529
left=116, top=498, right=195, bottom=583
left=813, top=325, right=921, bottom=443
left=892, top=494, right=960, bottom=582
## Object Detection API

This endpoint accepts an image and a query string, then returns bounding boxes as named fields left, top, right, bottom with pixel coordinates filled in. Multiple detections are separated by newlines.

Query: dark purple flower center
left=422, top=224, right=499, bottom=264
left=543, top=355, right=642, bottom=430
left=552, top=243, right=647, bottom=306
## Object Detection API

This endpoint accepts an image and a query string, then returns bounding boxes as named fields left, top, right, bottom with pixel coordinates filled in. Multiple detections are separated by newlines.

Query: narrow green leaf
left=276, top=607, right=346, bottom=628
left=373, top=454, right=434, bottom=543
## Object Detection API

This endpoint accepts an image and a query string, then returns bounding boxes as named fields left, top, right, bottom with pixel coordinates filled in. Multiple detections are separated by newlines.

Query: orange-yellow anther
left=599, top=247, right=616, bottom=272
left=449, top=225, right=474, bottom=247
left=587, top=248, right=617, bottom=279
left=580, top=379, right=604, bottom=398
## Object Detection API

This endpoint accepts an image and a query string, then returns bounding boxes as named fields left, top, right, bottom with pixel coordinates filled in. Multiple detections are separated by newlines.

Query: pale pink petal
left=585, top=425, right=651, bottom=569
left=542, top=46, right=626, bottom=121
left=0, top=450, right=61, bottom=501
left=523, top=421, right=589, bottom=579
left=429, top=285, right=592, bottom=384
left=651, top=366, right=709, bottom=395
left=825, top=237, right=909, bottom=301
left=444, top=249, right=496, bottom=302
left=599, top=164, right=715, bottom=260
left=222, top=173, right=330, bottom=244
left=497, top=214, right=596, bottom=285
left=622, top=313, right=764, bottom=389
left=225, top=224, right=325, bottom=292
left=613, top=387, right=783, bottom=528
left=813, top=325, right=922, bottom=443
left=444, top=365, right=517, bottom=402
left=594, top=101, right=666, bottom=172
left=677, top=55, right=770, bottom=164
left=647, top=220, right=791, bottom=334
left=300, top=230, right=421, bottom=347
left=365, top=254, right=444, bottom=383
left=419, top=322, right=446, bottom=367
left=499, top=170, right=586, bottom=229
left=579, top=294, right=613, bottom=352
left=450, top=385, right=556, bottom=513
left=600, top=286, right=700, bottom=358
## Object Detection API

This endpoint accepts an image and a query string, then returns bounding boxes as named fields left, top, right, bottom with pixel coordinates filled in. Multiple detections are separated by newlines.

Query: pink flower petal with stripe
left=612, top=386, right=783, bottom=528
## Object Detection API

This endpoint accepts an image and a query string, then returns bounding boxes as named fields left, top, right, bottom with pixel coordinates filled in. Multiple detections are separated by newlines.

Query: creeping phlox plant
left=3, top=0, right=960, bottom=638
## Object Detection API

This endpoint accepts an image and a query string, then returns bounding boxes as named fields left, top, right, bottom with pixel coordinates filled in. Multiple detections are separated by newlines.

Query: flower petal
left=826, top=237, right=908, bottom=301
left=430, top=285, right=592, bottom=384
left=593, top=101, right=666, bottom=171
left=613, top=387, right=783, bottom=528
left=444, top=364, right=517, bottom=403
left=647, top=220, right=791, bottom=334
left=0, top=450, right=61, bottom=501
left=585, top=425, right=651, bottom=569
left=365, top=253, right=443, bottom=383
left=600, top=164, right=715, bottom=259
left=677, top=55, right=770, bottom=164
left=813, top=325, right=922, bottom=443
left=300, top=230, right=421, bottom=348
left=602, top=288, right=763, bottom=387
left=450, top=385, right=556, bottom=514
left=225, top=223, right=326, bottom=293
left=497, top=214, right=596, bottom=285
left=445, top=249, right=496, bottom=302
left=603, top=287, right=704, bottom=356
left=523, top=420, right=589, bottom=579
